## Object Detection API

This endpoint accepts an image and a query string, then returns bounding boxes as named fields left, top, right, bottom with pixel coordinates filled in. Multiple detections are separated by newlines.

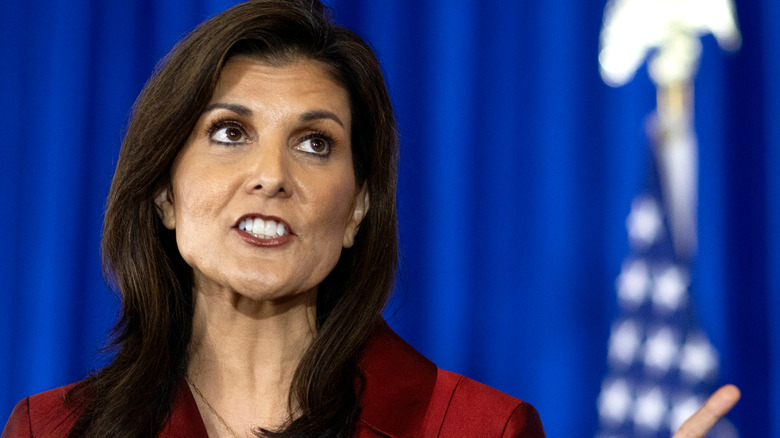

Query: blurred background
left=0, top=0, right=777, bottom=436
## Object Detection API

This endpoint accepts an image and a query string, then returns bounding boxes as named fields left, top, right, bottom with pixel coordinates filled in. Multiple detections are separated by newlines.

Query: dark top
left=2, top=322, right=544, bottom=437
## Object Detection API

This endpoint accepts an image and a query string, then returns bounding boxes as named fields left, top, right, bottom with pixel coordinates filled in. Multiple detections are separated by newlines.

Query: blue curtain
left=1, top=1, right=776, bottom=436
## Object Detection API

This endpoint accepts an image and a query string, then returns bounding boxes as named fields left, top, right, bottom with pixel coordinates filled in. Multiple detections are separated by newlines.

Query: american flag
left=595, top=123, right=737, bottom=437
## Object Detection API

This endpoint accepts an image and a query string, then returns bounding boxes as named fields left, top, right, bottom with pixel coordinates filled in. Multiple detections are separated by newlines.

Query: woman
left=3, top=1, right=541, bottom=436
left=2, top=1, right=737, bottom=437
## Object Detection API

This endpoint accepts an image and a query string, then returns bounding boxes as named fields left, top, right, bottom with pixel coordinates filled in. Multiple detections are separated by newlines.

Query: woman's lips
left=236, top=229, right=293, bottom=247
left=234, top=214, right=294, bottom=247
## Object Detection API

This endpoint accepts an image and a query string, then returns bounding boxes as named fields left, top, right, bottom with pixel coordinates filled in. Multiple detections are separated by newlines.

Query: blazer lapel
left=357, top=322, right=438, bottom=438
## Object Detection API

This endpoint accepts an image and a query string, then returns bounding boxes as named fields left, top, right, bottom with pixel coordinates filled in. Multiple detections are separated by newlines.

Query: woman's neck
left=186, top=287, right=317, bottom=435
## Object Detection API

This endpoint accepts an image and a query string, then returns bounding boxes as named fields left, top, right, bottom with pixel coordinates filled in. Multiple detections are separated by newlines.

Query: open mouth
left=237, top=216, right=290, bottom=239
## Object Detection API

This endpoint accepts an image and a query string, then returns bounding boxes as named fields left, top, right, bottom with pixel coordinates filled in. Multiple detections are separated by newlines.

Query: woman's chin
left=213, top=279, right=317, bottom=311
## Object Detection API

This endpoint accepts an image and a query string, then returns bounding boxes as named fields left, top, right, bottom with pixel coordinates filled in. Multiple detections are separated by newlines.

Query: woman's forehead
left=208, top=56, right=351, bottom=120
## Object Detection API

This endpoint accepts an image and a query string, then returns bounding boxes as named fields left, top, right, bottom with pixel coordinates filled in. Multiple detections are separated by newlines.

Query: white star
left=627, top=197, right=663, bottom=248
left=609, top=319, right=642, bottom=366
left=669, top=395, right=703, bottom=432
left=679, top=335, right=718, bottom=382
left=651, top=265, right=688, bottom=312
left=617, top=259, right=650, bottom=307
left=599, top=379, right=633, bottom=424
left=643, top=327, right=679, bottom=373
left=633, top=387, right=668, bottom=430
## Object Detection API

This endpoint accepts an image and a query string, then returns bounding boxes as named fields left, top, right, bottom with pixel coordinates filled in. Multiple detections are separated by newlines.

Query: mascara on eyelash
left=206, top=118, right=244, bottom=135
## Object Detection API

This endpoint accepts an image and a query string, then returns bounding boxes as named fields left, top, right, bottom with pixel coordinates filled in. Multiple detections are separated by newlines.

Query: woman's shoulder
left=2, top=379, right=209, bottom=438
left=426, top=369, right=545, bottom=437
left=2, top=382, right=80, bottom=438
left=357, top=322, right=544, bottom=437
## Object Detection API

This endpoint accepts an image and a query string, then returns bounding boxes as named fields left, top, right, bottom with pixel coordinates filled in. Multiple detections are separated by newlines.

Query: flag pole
left=652, top=78, right=697, bottom=260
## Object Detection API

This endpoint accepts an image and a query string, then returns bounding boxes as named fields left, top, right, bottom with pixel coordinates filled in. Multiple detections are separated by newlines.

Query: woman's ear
left=343, top=184, right=369, bottom=248
left=154, top=188, right=176, bottom=230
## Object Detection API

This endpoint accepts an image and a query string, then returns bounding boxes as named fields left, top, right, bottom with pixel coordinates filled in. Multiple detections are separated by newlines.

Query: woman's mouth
left=237, top=216, right=290, bottom=239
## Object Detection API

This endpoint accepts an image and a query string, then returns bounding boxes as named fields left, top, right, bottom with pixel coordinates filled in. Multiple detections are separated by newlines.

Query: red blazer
left=2, top=323, right=544, bottom=437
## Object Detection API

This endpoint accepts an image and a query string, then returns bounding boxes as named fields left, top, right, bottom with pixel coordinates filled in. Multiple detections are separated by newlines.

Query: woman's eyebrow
left=202, top=104, right=344, bottom=128
left=300, top=110, right=344, bottom=128
left=203, top=102, right=252, bottom=116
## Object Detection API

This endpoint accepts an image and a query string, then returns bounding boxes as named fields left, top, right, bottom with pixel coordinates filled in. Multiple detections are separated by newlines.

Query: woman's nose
left=244, top=141, right=290, bottom=197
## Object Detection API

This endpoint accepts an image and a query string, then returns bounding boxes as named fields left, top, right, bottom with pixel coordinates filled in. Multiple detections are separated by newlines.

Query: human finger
left=673, top=384, right=740, bottom=438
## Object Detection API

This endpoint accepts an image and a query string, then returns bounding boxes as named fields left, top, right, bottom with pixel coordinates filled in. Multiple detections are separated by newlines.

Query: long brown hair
left=67, top=1, right=398, bottom=436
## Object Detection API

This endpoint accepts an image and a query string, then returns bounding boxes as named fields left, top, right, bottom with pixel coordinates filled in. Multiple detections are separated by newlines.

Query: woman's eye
left=296, top=136, right=331, bottom=156
left=210, top=124, right=246, bottom=144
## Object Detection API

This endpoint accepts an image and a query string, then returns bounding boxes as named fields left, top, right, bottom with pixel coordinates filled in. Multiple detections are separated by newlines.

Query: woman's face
left=156, top=56, right=367, bottom=303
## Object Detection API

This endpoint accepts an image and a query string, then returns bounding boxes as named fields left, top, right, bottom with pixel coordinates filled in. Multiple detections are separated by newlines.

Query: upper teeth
left=238, top=217, right=288, bottom=239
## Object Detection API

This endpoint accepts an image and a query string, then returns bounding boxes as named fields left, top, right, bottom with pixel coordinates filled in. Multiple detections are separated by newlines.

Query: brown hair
left=67, top=1, right=398, bottom=436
